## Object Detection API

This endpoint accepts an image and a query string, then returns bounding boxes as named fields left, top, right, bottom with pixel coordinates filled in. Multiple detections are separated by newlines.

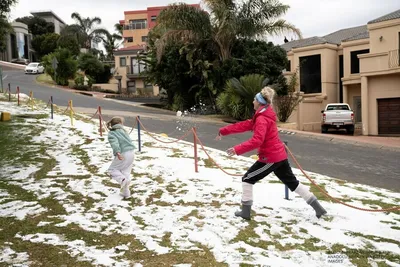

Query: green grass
left=36, top=73, right=56, bottom=85
left=2, top=105, right=399, bottom=266
left=71, top=144, right=99, bottom=174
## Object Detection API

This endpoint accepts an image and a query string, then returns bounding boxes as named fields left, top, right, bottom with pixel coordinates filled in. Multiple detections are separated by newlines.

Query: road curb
left=279, top=127, right=400, bottom=152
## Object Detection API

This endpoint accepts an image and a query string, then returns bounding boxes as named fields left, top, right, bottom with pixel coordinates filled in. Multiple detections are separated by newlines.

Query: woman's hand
left=117, top=153, right=123, bottom=160
left=215, top=133, right=222, bottom=141
left=226, top=147, right=236, bottom=156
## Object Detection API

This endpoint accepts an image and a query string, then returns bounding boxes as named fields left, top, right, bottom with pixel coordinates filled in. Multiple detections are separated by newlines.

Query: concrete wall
left=299, top=99, right=323, bottom=131
left=92, top=82, right=118, bottom=92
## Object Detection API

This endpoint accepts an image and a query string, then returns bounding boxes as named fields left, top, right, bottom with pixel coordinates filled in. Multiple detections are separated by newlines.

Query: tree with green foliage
left=146, top=31, right=288, bottom=111
left=58, top=24, right=87, bottom=51
left=42, top=48, right=77, bottom=86
left=77, top=53, right=111, bottom=84
left=153, top=0, right=301, bottom=62
left=15, top=16, right=54, bottom=36
left=114, top=23, right=123, bottom=36
left=70, top=12, right=103, bottom=49
left=78, top=53, right=103, bottom=76
left=0, top=0, right=17, bottom=53
left=0, top=17, right=13, bottom=53
left=145, top=0, right=297, bottom=112
left=216, top=74, right=269, bottom=120
left=96, top=29, right=122, bottom=60
left=31, top=33, right=60, bottom=59
left=273, top=68, right=302, bottom=122
left=57, top=27, right=81, bottom=57
left=0, top=0, right=18, bottom=17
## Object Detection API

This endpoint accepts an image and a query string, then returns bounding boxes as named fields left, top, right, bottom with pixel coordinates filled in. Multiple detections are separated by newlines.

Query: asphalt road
left=2, top=69, right=400, bottom=192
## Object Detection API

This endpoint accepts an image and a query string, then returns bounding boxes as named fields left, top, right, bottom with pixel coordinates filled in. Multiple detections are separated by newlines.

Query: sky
left=8, top=0, right=400, bottom=47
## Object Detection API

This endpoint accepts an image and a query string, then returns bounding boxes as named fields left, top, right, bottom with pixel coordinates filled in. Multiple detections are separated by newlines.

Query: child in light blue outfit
left=107, top=117, right=136, bottom=198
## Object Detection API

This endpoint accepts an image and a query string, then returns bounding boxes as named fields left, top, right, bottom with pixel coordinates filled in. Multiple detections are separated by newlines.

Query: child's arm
left=108, top=133, right=121, bottom=156
left=219, top=119, right=253, bottom=136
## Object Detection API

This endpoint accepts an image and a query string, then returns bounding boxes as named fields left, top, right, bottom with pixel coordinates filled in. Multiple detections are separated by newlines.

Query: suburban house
left=30, top=10, right=66, bottom=34
left=0, top=21, right=33, bottom=64
left=0, top=11, right=66, bottom=64
left=112, top=4, right=200, bottom=96
left=281, top=9, right=400, bottom=135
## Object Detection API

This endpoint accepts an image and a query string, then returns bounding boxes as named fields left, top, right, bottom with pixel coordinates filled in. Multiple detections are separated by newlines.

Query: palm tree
left=71, top=12, right=102, bottom=49
left=216, top=74, right=270, bottom=120
left=153, top=0, right=302, bottom=62
left=96, top=29, right=123, bottom=60
left=114, top=23, right=123, bottom=36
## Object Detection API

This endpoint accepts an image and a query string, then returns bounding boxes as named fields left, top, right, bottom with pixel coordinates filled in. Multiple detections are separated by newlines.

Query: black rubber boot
left=234, top=201, right=252, bottom=220
left=307, top=196, right=327, bottom=218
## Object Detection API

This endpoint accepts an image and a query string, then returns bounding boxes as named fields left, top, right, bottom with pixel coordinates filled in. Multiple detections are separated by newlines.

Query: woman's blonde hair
left=107, top=117, right=124, bottom=130
left=260, top=86, right=276, bottom=104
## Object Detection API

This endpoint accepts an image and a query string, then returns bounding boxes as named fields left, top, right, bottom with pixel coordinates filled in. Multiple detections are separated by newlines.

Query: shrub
left=216, top=74, right=269, bottom=120
left=273, top=68, right=302, bottom=122
left=42, top=48, right=77, bottom=86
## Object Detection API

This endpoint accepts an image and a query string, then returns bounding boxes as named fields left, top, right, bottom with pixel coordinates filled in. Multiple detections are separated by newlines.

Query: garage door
left=378, top=98, right=400, bottom=135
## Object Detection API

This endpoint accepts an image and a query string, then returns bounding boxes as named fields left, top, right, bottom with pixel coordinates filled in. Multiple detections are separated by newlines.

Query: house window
left=299, top=54, right=322, bottom=94
left=120, top=57, right=126, bottom=67
left=125, top=37, right=133, bottom=43
left=151, top=16, right=157, bottom=22
left=141, top=36, right=148, bottom=42
left=286, top=60, right=291, bottom=72
left=350, top=49, right=369, bottom=74
left=126, top=19, right=147, bottom=30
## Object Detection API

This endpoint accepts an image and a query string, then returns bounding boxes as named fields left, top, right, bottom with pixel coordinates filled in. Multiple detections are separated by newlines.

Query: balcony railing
left=123, top=22, right=147, bottom=30
left=389, top=49, right=400, bottom=68
left=126, top=64, right=148, bottom=77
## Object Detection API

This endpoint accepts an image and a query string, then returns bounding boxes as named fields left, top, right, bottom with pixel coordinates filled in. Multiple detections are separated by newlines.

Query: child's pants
left=108, top=150, right=134, bottom=185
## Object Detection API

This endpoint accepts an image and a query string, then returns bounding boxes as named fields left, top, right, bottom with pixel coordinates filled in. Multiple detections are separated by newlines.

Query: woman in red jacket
left=217, top=87, right=327, bottom=220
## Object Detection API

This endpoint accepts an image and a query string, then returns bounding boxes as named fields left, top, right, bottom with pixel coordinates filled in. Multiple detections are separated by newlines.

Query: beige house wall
left=368, top=18, right=400, bottom=54
left=114, top=54, right=128, bottom=91
left=367, top=74, right=400, bottom=135
left=342, top=41, right=370, bottom=77
left=123, top=13, right=149, bottom=47
left=300, top=101, right=323, bottom=131
left=347, top=84, right=361, bottom=111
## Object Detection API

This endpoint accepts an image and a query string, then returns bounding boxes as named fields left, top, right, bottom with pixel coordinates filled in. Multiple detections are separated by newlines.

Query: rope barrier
left=192, top=129, right=243, bottom=177
left=136, top=117, right=193, bottom=144
left=285, top=145, right=400, bottom=212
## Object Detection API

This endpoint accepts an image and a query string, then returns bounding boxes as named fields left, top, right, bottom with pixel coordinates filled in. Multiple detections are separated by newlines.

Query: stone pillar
left=361, top=76, right=369, bottom=135
left=343, top=84, right=348, bottom=104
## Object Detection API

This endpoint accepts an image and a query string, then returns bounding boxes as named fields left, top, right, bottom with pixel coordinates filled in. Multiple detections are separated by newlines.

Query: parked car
left=24, top=63, right=45, bottom=74
left=321, top=103, right=355, bottom=135
left=11, top=58, right=29, bottom=65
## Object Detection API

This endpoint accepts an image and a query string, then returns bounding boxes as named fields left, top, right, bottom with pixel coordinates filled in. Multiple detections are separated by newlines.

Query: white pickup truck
left=321, top=103, right=355, bottom=135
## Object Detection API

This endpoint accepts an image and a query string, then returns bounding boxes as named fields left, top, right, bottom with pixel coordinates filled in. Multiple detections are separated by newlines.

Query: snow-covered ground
left=0, top=96, right=399, bottom=267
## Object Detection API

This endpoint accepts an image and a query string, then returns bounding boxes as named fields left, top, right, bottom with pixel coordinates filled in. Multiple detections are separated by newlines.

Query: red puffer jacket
left=219, top=105, right=287, bottom=163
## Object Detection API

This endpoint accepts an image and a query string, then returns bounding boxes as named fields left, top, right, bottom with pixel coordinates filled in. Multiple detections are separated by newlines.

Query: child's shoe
left=120, top=178, right=131, bottom=199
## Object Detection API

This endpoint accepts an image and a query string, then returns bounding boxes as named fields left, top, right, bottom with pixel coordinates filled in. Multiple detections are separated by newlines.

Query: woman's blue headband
left=255, top=93, right=267, bottom=105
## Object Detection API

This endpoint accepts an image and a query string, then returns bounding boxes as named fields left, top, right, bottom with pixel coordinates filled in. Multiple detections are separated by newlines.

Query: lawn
left=0, top=94, right=399, bottom=267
